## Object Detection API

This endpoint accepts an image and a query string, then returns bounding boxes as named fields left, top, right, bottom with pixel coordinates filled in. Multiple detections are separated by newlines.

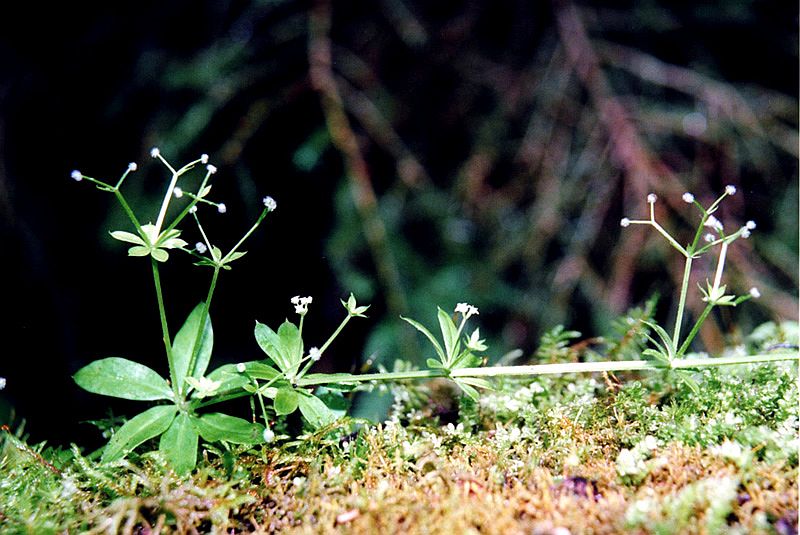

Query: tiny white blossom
left=466, top=328, right=488, bottom=352
left=263, top=196, right=277, bottom=211
left=682, top=192, right=695, bottom=203
left=292, top=296, right=312, bottom=315
left=173, top=187, right=183, bottom=198
left=195, top=242, right=207, bottom=254
left=189, top=205, right=198, bottom=214
left=0, top=377, right=6, bottom=390
left=309, top=347, right=322, bottom=361
left=620, top=217, right=631, bottom=227
left=741, top=228, right=751, bottom=238
left=127, top=162, right=138, bottom=172
left=647, top=193, right=657, bottom=204
left=70, top=170, right=83, bottom=181
left=745, top=220, right=756, bottom=230
left=704, top=215, right=723, bottom=232
left=725, top=185, right=737, bottom=195
left=263, top=428, right=275, bottom=443
left=455, top=302, right=479, bottom=318
left=200, top=153, right=209, bottom=164
left=236, top=362, right=247, bottom=373
left=749, top=287, right=761, bottom=299
left=150, top=147, right=160, bottom=158
left=704, top=233, right=716, bottom=243
left=206, top=164, right=217, bottom=174
left=217, top=203, right=227, bottom=214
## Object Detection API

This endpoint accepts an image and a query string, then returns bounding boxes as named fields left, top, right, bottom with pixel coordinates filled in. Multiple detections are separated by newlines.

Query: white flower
left=455, top=302, right=479, bottom=318
left=620, top=217, right=631, bottom=227
left=200, top=153, right=209, bottom=164
left=745, top=220, right=756, bottom=230
left=217, top=203, right=226, bottom=214
left=206, top=164, right=217, bottom=174
left=70, top=170, right=83, bottom=181
left=309, top=347, right=322, bottom=361
left=150, top=147, right=160, bottom=158
left=741, top=228, right=751, bottom=238
left=263, top=428, right=275, bottom=443
left=195, top=242, right=207, bottom=254
left=749, top=287, right=761, bottom=298
left=725, top=185, right=737, bottom=195
left=236, top=362, right=247, bottom=373
left=263, top=196, right=277, bottom=211
left=173, top=187, right=183, bottom=198
left=127, top=162, right=138, bottom=172
left=704, top=233, right=716, bottom=243
left=647, top=193, right=657, bottom=204
left=189, top=205, right=198, bottom=214
left=682, top=192, right=695, bottom=203
left=0, top=377, right=6, bottom=390
left=292, top=296, right=313, bottom=315
left=704, top=215, right=723, bottom=232
left=185, top=376, right=221, bottom=398
left=711, top=439, right=746, bottom=464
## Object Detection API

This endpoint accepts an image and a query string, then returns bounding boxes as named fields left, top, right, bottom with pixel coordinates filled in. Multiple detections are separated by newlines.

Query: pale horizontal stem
left=295, top=352, right=798, bottom=386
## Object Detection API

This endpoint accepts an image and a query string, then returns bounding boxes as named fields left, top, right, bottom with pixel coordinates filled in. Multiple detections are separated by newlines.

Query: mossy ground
left=2, top=354, right=797, bottom=534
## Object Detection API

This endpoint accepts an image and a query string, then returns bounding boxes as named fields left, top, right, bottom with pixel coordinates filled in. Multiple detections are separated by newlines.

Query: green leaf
left=401, top=316, right=445, bottom=363
left=426, top=358, right=445, bottom=369
left=277, top=321, right=303, bottom=376
left=455, top=376, right=493, bottom=390
left=274, top=388, right=300, bottom=415
left=224, top=251, right=247, bottom=263
left=315, top=387, right=350, bottom=419
left=437, top=307, right=460, bottom=363
left=255, top=321, right=299, bottom=375
left=195, top=413, right=264, bottom=444
left=297, top=392, right=338, bottom=429
left=172, top=302, right=214, bottom=393
left=151, top=248, right=169, bottom=262
left=74, top=357, right=172, bottom=401
left=102, top=405, right=176, bottom=462
left=453, top=379, right=480, bottom=402
left=159, top=413, right=198, bottom=475
left=110, top=230, right=145, bottom=245
left=128, top=245, right=151, bottom=257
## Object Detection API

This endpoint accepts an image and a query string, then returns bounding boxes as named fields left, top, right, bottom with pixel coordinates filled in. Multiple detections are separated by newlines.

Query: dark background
left=1, top=1, right=797, bottom=446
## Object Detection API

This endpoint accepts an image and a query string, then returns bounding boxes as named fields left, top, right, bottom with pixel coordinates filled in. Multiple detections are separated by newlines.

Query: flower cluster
left=455, top=302, right=479, bottom=319
left=291, top=295, right=313, bottom=315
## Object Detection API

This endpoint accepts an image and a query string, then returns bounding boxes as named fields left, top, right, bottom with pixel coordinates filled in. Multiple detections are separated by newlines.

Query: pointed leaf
left=453, top=379, right=480, bottom=402
left=437, top=307, right=460, bottom=363
left=110, top=230, right=146, bottom=245
left=74, top=357, right=172, bottom=401
left=278, top=321, right=303, bottom=376
left=297, top=392, right=338, bottom=429
left=159, top=413, right=198, bottom=475
left=274, top=388, right=300, bottom=415
left=426, top=358, right=445, bottom=369
left=195, top=413, right=264, bottom=444
left=172, top=302, right=214, bottom=393
left=102, top=405, right=176, bottom=462
left=255, top=321, right=294, bottom=374
left=401, top=316, right=445, bottom=362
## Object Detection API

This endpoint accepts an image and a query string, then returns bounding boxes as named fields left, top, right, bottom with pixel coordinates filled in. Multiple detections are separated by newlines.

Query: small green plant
left=69, top=151, right=798, bottom=476
left=620, top=188, right=759, bottom=369
left=71, top=150, right=278, bottom=474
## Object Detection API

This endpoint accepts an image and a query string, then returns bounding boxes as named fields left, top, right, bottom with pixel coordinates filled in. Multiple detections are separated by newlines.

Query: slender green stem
left=154, top=171, right=180, bottom=235
left=672, top=255, right=694, bottom=352
left=185, top=266, right=220, bottom=389
left=151, top=259, right=179, bottom=400
left=319, top=315, right=351, bottom=355
left=677, top=303, right=714, bottom=357
left=222, top=209, right=269, bottom=263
